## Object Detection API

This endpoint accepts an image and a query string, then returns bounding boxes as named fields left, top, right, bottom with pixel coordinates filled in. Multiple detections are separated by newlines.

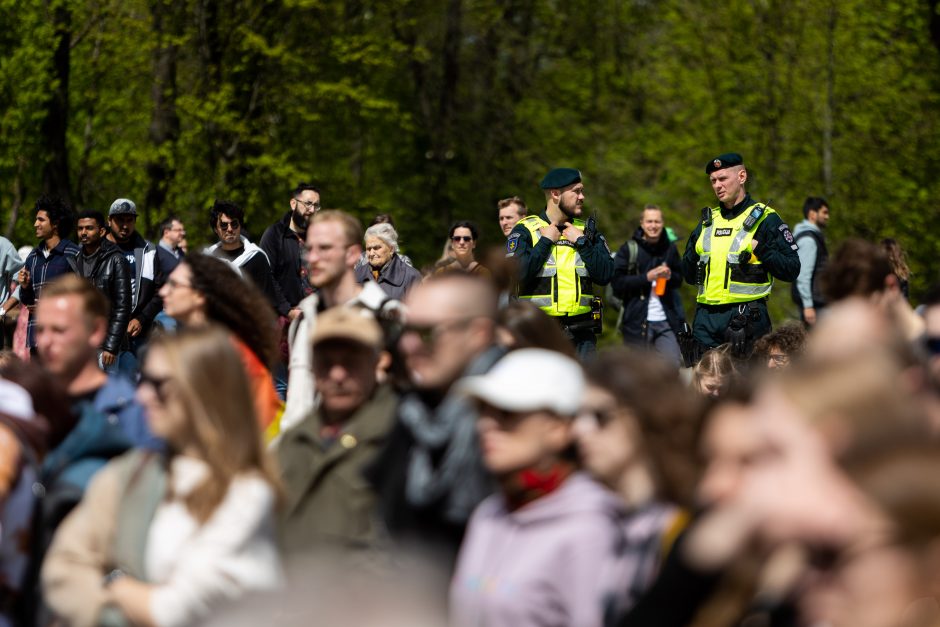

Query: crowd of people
left=0, top=155, right=937, bottom=627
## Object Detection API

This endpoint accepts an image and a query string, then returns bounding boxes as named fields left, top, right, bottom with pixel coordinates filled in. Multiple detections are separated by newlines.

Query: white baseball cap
left=457, top=348, right=585, bottom=416
left=0, top=380, right=35, bottom=421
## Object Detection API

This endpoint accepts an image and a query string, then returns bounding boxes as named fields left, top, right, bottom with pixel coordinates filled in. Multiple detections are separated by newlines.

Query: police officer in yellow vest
left=506, top=168, right=614, bottom=357
left=680, top=153, right=800, bottom=359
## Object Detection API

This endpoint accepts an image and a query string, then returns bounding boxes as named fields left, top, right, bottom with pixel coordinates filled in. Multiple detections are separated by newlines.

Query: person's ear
left=376, top=350, right=392, bottom=383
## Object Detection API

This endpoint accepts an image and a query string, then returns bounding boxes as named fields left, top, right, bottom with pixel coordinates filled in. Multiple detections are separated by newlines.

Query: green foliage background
left=2, top=0, right=939, bottom=331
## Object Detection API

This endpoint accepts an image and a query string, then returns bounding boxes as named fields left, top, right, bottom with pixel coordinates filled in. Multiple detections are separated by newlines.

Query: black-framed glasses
left=218, top=219, right=240, bottom=231
left=294, top=198, right=321, bottom=211
left=165, top=277, right=193, bottom=291
left=139, top=372, right=173, bottom=402
left=451, top=235, right=473, bottom=243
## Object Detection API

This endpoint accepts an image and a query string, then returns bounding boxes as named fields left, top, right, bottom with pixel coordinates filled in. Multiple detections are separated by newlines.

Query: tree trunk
left=41, top=2, right=73, bottom=204
left=431, top=0, right=462, bottom=229
left=145, top=0, right=183, bottom=231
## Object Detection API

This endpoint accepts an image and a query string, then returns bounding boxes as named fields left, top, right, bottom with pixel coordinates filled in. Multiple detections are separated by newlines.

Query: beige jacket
left=41, top=455, right=126, bottom=626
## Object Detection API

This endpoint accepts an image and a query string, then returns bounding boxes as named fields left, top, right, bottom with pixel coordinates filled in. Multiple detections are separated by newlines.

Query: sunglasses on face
left=401, top=317, right=474, bottom=346
left=478, top=402, right=529, bottom=430
left=218, top=219, right=240, bottom=231
left=139, top=372, right=173, bottom=402
left=451, top=235, right=473, bottom=243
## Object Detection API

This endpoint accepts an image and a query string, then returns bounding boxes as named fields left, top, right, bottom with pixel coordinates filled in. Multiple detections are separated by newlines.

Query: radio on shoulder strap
left=741, top=203, right=767, bottom=231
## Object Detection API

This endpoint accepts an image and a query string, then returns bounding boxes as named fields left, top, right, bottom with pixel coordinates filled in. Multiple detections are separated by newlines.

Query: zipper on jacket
left=724, top=265, right=730, bottom=290
left=553, top=275, right=559, bottom=304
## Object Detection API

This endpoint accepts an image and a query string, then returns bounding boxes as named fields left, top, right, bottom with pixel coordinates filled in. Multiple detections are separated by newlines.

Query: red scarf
left=503, top=461, right=575, bottom=511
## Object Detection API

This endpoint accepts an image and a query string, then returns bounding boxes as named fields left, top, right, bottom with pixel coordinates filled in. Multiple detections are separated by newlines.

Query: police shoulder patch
left=778, top=223, right=795, bottom=244
left=506, top=233, right=521, bottom=256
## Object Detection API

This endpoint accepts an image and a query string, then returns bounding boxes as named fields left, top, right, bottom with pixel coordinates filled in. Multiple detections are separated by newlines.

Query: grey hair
left=364, top=222, right=400, bottom=253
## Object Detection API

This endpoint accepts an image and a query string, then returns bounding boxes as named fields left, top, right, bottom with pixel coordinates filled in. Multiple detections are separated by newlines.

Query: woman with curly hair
left=158, top=253, right=282, bottom=437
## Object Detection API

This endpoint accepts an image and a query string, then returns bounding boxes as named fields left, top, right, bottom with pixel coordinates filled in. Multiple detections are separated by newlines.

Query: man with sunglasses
left=507, top=168, right=614, bottom=358
left=366, top=273, right=503, bottom=576
left=206, top=199, right=290, bottom=317
left=261, top=183, right=322, bottom=321
left=106, top=198, right=164, bottom=375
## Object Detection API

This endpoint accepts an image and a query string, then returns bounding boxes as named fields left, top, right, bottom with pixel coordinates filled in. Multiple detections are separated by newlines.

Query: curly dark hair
left=208, top=199, right=245, bottom=232
left=181, top=253, right=279, bottom=368
left=35, top=194, right=74, bottom=237
left=752, top=322, right=807, bottom=362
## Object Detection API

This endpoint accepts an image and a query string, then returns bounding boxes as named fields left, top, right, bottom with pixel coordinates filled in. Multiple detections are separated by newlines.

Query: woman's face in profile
left=137, top=346, right=186, bottom=445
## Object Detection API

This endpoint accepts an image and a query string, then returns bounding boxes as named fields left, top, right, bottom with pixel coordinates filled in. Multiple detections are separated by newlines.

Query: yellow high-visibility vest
left=694, top=204, right=774, bottom=305
left=517, top=215, right=593, bottom=316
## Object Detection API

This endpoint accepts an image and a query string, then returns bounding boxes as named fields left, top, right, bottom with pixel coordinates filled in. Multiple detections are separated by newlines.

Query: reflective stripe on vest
left=517, top=215, right=593, bottom=316
left=694, top=204, right=774, bottom=304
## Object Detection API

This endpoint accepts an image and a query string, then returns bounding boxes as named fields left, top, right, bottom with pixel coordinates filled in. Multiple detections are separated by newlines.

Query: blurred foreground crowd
left=0, top=171, right=937, bottom=627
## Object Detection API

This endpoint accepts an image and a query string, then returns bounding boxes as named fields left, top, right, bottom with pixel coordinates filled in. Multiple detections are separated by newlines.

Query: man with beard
left=67, top=210, right=131, bottom=371
left=260, top=183, right=321, bottom=321
left=506, top=168, right=614, bottom=357
left=791, top=197, right=830, bottom=326
left=280, top=210, right=398, bottom=433
left=205, top=199, right=290, bottom=317
left=105, top=199, right=163, bottom=354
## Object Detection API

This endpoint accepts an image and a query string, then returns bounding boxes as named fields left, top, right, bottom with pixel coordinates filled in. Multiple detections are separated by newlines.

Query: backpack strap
left=626, top=239, right=639, bottom=275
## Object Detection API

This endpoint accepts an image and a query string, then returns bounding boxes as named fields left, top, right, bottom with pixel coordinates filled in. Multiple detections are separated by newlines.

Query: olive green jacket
left=276, top=384, right=397, bottom=554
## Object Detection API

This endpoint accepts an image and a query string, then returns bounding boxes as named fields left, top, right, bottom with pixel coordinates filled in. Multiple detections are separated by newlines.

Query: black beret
left=540, top=168, right=582, bottom=190
left=705, top=153, right=744, bottom=174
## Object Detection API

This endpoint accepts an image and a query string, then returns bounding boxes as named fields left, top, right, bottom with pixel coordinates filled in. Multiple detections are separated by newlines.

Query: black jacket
left=67, top=240, right=132, bottom=354
left=260, top=212, right=308, bottom=309
left=611, top=229, right=684, bottom=342
left=110, top=232, right=163, bottom=332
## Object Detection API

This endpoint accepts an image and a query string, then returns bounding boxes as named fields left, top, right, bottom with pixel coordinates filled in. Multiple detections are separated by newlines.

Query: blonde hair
left=312, top=210, right=363, bottom=247
left=148, top=326, right=281, bottom=522
left=692, top=344, right=739, bottom=395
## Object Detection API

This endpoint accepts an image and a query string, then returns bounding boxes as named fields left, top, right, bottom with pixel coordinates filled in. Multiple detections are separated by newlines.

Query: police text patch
left=714, top=228, right=733, bottom=237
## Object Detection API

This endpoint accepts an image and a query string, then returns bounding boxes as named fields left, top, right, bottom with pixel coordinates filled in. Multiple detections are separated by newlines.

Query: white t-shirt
left=646, top=282, right=667, bottom=322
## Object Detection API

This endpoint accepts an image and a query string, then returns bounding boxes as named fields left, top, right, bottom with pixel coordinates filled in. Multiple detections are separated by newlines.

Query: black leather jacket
left=67, top=239, right=133, bottom=354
